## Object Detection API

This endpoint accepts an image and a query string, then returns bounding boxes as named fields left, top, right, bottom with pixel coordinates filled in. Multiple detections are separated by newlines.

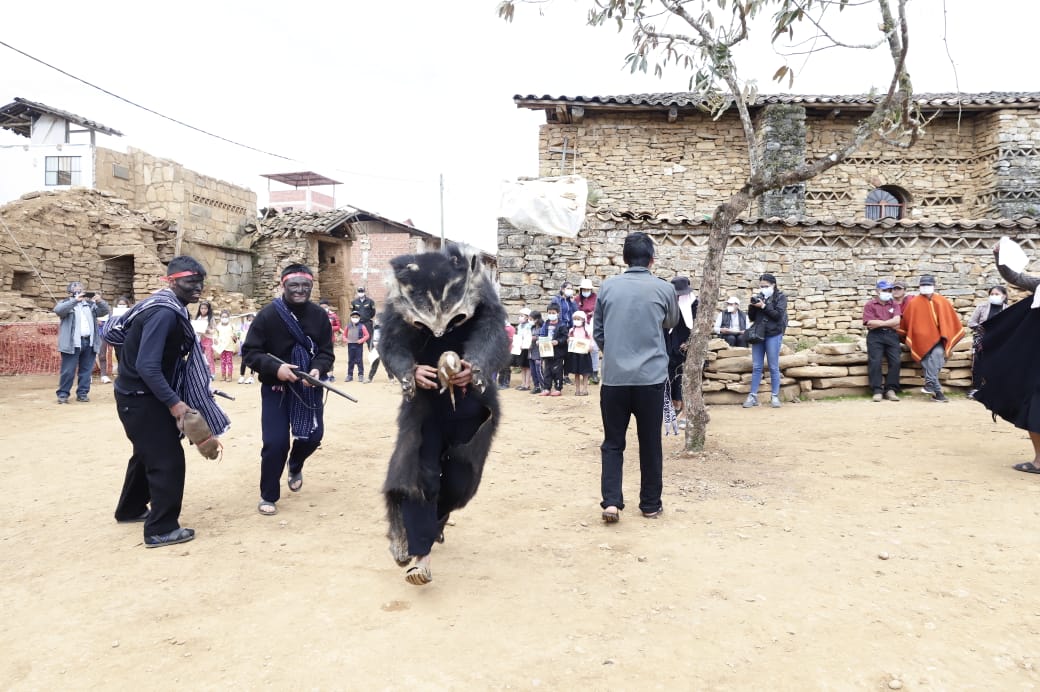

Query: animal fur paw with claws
left=400, top=374, right=416, bottom=401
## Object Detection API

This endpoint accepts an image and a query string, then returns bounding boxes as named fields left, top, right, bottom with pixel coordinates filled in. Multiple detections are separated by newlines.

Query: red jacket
left=576, top=291, right=598, bottom=319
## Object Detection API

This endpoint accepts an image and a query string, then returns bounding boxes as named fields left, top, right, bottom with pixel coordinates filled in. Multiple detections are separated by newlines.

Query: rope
left=0, top=211, right=58, bottom=301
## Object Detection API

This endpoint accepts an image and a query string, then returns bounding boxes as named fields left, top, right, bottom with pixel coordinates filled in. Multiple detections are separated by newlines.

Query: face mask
left=221, top=317, right=230, bottom=324
left=726, top=305, right=737, bottom=313
left=563, top=289, right=574, bottom=297
left=989, top=295, right=1005, bottom=305
left=351, top=318, right=360, bottom=324
left=574, top=320, right=584, bottom=326
left=760, top=286, right=774, bottom=298
left=878, top=292, right=893, bottom=302
left=113, top=305, right=129, bottom=317
left=919, top=286, right=935, bottom=295
left=547, top=314, right=558, bottom=322
left=581, top=290, right=591, bottom=297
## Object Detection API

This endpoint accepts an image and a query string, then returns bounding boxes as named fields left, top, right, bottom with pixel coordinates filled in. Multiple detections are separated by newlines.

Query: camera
left=752, top=292, right=766, bottom=304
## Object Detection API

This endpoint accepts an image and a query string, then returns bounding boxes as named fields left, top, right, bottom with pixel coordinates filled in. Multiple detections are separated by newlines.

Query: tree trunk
left=683, top=188, right=754, bottom=452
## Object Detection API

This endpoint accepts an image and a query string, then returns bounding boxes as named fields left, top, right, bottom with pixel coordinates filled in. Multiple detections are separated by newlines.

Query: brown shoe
left=884, top=390, right=900, bottom=402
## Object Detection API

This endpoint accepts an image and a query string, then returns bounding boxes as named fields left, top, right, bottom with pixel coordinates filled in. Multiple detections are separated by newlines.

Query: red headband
left=164, top=270, right=202, bottom=281
left=281, top=272, right=314, bottom=284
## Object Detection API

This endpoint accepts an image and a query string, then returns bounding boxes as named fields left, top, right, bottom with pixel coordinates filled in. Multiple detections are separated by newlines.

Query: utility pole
left=439, top=173, right=445, bottom=244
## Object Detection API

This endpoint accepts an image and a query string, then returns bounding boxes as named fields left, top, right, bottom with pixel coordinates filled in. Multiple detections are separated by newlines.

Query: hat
left=573, top=310, right=587, bottom=322
left=892, top=280, right=906, bottom=289
left=670, top=276, right=692, bottom=296
left=520, top=307, right=531, bottom=316
left=350, top=310, right=361, bottom=317
left=876, top=279, right=894, bottom=290
left=918, top=275, right=936, bottom=286
left=726, top=296, right=741, bottom=305
left=579, top=278, right=594, bottom=290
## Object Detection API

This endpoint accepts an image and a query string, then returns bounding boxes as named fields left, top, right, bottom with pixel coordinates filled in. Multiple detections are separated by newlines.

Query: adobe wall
left=0, top=189, right=172, bottom=320
left=496, top=216, right=1040, bottom=342
left=348, top=223, right=425, bottom=309
left=94, top=147, right=257, bottom=293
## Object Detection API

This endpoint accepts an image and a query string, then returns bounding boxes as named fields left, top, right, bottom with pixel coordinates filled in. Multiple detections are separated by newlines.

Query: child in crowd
left=343, top=309, right=370, bottom=381
left=528, top=310, right=545, bottom=395
left=192, top=300, right=215, bottom=377
left=566, top=310, right=594, bottom=396
left=213, top=308, right=238, bottom=382
left=320, top=298, right=343, bottom=345
left=539, top=304, right=568, bottom=397
left=513, top=307, right=533, bottom=391
left=238, top=313, right=256, bottom=384
left=499, top=320, right=516, bottom=388
left=98, top=295, right=130, bottom=384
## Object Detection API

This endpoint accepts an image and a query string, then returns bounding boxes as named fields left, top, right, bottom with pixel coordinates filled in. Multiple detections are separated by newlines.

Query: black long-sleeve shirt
left=114, top=308, right=192, bottom=407
left=242, top=301, right=335, bottom=385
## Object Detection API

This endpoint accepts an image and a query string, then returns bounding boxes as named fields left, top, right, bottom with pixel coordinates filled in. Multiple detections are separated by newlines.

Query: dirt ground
left=3, top=350, right=1040, bottom=690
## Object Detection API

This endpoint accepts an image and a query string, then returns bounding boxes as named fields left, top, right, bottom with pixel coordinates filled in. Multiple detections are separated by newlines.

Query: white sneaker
left=237, top=377, right=245, bottom=384
left=245, top=377, right=254, bottom=384
left=100, top=375, right=111, bottom=384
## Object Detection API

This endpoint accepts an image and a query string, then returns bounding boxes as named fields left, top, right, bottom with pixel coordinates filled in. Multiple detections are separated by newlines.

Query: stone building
left=0, top=98, right=257, bottom=294
left=245, top=207, right=495, bottom=319
left=500, top=92, right=1040, bottom=340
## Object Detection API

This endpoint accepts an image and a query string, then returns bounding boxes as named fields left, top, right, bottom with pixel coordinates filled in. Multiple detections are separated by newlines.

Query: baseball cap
left=919, top=275, right=936, bottom=286
left=520, top=307, right=531, bottom=316
left=726, top=296, right=741, bottom=305
left=876, top=280, right=894, bottom=290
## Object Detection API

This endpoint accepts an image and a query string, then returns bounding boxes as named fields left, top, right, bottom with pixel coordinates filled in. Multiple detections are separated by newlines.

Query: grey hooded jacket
left=54, top=297, right=110, bottom=354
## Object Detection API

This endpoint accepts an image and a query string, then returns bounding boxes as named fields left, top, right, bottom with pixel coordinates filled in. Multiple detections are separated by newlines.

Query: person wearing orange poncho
left=898, top=275, right=965, bottom=403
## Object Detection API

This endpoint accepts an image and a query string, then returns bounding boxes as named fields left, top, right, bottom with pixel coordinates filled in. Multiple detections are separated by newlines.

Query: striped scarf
left=105, top=289, right=231, bottom=436
left=663, top=379, right=679, bottom=436
left=272, top=297, right=321, bottom=440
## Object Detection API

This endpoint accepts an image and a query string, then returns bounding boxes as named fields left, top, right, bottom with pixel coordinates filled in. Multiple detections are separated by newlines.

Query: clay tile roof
left=515, top=92, right=1040, bottom=111
left=245, top=206, right=434, bottom=239
left=0, top=97, right=124, bottom=138
left=592, top=209, right=1040, bottom=230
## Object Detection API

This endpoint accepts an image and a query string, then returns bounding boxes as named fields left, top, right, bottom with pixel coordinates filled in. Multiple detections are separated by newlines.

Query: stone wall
left=531, top=107, right=1040, bottom=222
left=497, top=214, right=1039, bottom=342
left=0, top=189, right=172, bottom=320
left=94, top=147, right=257, bottom=293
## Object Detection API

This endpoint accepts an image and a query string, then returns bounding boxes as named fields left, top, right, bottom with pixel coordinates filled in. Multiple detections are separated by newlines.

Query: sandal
left=405, top=564, right=433, bottom=586
left=1013, top=462, right=1040, bottom=474
left=601, top=506, right=620, bottom=523
left=288, top=471, right=303, bottom=492
left=257, top=500, right=278, bottom=516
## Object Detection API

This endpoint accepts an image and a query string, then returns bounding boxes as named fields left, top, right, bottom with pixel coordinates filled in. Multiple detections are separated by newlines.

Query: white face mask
left=581, top=290, right=591, bottom=297
left=113, top=305, right=129, bottom=317
left=547, top=314, right=558, bottom=322
left=726, top=305, right=737, bottom=313
left=351, top=318, right=360, bottom=324
left=919, top=285, right=935, bottom=295
left=563, top=289, right=574, bottom=298
left=989, top=295, right=1005, bottom=305
left=574, top=319, right=584, bottom=326
left=878, top=292, right=893, bottom=302
left=760, top=286, right=774, bottom=298
left=221, top=317, right=230, bottom=324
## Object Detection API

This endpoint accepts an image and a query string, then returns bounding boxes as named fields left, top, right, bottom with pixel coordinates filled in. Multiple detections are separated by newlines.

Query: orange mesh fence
left=0, top=322, right=63, bottom=375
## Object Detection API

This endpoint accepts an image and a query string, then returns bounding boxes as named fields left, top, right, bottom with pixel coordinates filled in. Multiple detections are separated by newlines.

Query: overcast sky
left=1, top=0, right=1036, bottom=252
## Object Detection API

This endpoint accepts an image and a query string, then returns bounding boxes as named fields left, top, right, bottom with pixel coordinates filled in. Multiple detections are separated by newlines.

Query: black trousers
left=545, top=356, right=564, bottom=391
left=400, top=392, right=484, bottom=557
left=260, top=385, right=324, bottom=503
left=599, top=383, right=665, bottom=513
left=114, top=392, right=186, bottom=536
left=867, top=328, right=902, bottom=393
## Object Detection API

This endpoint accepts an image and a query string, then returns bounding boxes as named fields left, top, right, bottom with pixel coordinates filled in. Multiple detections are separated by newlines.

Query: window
left=865, top=186, right=908, bottom=220
left=45, top=156, right=82, bottom=186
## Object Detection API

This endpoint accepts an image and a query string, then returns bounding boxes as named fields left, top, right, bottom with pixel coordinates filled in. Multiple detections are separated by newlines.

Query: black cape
left=974, top=296, right=1040, bottom=432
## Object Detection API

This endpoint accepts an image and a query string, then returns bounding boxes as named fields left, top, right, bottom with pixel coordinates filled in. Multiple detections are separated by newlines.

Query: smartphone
left=82, top=292, right=96, bottom=298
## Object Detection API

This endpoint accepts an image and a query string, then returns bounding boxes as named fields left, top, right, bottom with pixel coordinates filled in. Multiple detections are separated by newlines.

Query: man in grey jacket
left=593, top=232, right=679, bottom=523
left=54, top=280, right=109, bottom=404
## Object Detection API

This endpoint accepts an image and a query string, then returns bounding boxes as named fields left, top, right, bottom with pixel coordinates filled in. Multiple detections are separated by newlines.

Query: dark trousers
left=57, top=338, right=94, bottom=399
left=346, top=343, right=364, bottom=379
left=867, top=328, right=901, bottom=393
left=530, top=359, right=544, bottom=389
left=545, top=356, right=564, bottom=391
left=260, top=385, right=324, bottom=503
left=114, top=392, right=186, bottom=536
left=400, top=393, right=484, bottom=556
left=599, top=383, right=665, bottom=513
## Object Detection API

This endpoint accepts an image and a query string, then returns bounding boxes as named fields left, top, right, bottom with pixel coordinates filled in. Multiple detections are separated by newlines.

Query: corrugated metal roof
left=593, top=209, right=1040, bottom=230
left=515, top=92, right=1040, bottom=111
left=0, top=97, right=124, bottom=138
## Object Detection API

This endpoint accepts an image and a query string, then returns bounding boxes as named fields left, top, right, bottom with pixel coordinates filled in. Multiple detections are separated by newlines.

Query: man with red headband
left=242, top=263, right=335, bottom=516
left=111, top=255, right=230, bottom=547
